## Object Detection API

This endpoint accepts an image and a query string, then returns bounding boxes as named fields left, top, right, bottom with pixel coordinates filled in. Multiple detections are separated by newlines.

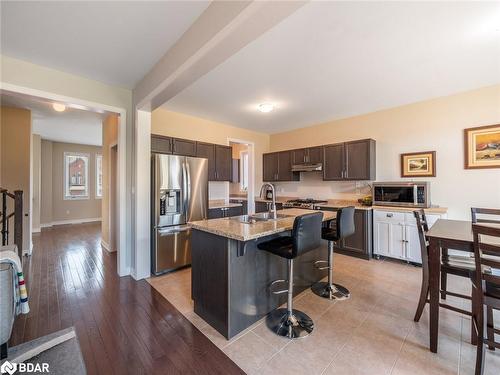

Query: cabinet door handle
left=386, top=213, right=393, bottom=218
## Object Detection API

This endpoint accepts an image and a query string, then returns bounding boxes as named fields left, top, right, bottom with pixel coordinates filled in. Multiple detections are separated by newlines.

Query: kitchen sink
left=231, top=212, right=292, bottom=224
left=251, top=212, right=292, bottom=220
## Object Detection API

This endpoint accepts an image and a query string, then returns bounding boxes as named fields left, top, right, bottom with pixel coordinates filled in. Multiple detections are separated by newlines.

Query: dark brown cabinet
left=292, top=147, right=323, bottom=164
left=196, top=142, right=216, bottom=180
left=151, top=135, right=173, bottom=154
left=262, top=151, right=299, bottom=182
left=172, top=138, right=197, bottom=156
left=323, top=139, right=375, bottom=181
left=152, top=134, right=233, bottom=182
left=323, top=143, right=345, bottom=180
left=345, top=139, right=376, bottom=180
left=208, top=206, right=243, bottom=219
left=215, top=145, right=232, bottom=181
left=255, top=201, right=283, bottom=213
left=317, top=207, right=372, bottom=259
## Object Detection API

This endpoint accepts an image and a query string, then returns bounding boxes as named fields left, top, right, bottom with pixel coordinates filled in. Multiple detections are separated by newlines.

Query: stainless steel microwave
left=372, top=182, right=430, bottom=208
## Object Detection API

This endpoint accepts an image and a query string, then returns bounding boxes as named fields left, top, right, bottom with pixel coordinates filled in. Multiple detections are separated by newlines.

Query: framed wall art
left=401, top=151, right=436, bottom=177
left=464, top=124, right=500, bottom=169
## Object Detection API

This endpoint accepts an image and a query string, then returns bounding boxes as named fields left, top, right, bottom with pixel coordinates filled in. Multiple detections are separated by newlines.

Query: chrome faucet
left=260, top=183, right=277, bottom=220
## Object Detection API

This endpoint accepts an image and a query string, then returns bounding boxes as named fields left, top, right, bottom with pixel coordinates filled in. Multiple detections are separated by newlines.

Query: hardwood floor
left=9, top=222, right=243, bottom=375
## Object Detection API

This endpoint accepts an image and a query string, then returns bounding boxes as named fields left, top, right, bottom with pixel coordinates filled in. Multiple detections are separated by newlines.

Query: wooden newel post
left=14, top=190, right=23, bottom=258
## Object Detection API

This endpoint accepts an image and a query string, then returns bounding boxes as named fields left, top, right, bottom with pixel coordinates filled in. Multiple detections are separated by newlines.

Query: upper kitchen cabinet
left=196, top=142, right=216, bottom=180
left=172, top=138, right=197, bottom=156
left=152, top=134, right=232, bottom=181
left=323, top=143, right=345, bottom=180
left=214, top=144, right=232, bottom=181
left=263, top=152, right=279, bottom=181
left=345, top=139, right=376, bottom=180
left=324, top=139, right=376, bottom=181
left=292, top=147, right=323, bottom=164
left=263, top=151, right=299, bottom=182
left=151, top=134, right=173, bottom=154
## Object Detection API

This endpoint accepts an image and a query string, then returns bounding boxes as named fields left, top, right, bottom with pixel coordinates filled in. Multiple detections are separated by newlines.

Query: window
left=96, top=154, right=103, bottom=198
left=64, top=152, right=89, bottom=200
left=240, top=151, right=249, bottom=191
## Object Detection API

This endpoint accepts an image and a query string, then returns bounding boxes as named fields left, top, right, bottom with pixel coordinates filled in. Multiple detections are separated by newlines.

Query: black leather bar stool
left=258, top=212, right=323, bottom=338
left=311, top=206, right=355, bottom=300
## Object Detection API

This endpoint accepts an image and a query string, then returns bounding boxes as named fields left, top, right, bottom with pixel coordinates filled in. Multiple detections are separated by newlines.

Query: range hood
left=291, top=163, right=323, bottom=172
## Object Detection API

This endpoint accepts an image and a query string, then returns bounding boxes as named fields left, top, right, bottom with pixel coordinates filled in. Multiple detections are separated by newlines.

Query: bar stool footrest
left=266, top=308, right=314, bottom=339
left=311, top=281, right=350, bottom=300
left=269, top=279, right=288, bottom=295
left=313, top=260, right=330, bottom=271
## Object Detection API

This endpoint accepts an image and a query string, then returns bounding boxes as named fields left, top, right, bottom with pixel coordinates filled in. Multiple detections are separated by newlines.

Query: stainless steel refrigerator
left=151, top=154, right=208, bottom=275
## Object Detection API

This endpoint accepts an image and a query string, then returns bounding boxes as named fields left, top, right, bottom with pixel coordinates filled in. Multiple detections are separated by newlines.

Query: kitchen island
left=189, top=208, right=336, bottom=339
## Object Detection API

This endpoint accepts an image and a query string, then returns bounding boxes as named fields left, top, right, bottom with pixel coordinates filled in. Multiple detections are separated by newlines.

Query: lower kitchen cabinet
left=208, top=206, right=244, bottom=219
left=255, top=201, right=283, bottom=213
left=315, top=207, right=372, bottom=260
left=373, top=209, right=446, bottom=264
left=229, top=199, right=248, bottom=215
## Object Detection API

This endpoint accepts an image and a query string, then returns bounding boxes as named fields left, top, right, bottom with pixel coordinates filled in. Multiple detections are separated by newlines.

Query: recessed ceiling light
left=52, top=103, right=66, bottom=112
left=258, top=103, right=274, bottom=113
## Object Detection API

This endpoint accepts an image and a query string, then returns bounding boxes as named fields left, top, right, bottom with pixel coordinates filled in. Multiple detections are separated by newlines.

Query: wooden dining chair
left=472, top=223, right=500, bottom=375
left=413, top=209, right=474, bottom=322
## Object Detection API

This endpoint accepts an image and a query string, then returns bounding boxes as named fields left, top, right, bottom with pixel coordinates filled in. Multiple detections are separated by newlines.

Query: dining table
left=426, top=218, right=500, bottom=353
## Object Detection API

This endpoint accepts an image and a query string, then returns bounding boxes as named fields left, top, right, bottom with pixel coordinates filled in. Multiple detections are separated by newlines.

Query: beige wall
left=40, top=140, right=102, bottom=225
left=101, top=114, right=119, bottom=250
left=269, top=85, right=500, bottom=220
left=0, top=106, right=32, bottom=252
left=151, top=109, right=270, bottom=198
left=32, top=134, right=41, bottom=232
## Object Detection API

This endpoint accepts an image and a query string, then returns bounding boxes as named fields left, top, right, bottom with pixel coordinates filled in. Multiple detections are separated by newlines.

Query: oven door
left=373, top=185, right=418, bottom=207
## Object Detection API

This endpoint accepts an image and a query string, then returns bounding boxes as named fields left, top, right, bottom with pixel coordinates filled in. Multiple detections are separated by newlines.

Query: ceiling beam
left=133, top=0, right=306, bottom=111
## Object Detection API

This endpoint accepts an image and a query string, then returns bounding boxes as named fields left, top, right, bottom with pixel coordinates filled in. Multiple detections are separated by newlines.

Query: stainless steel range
left=283, top=198, right=328, bottom=209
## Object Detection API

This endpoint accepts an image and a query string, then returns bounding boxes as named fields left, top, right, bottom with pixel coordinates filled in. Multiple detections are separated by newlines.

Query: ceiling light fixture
left=258, top=103, right=274, bottom=113
left=52, top=103, right=66, bottom=112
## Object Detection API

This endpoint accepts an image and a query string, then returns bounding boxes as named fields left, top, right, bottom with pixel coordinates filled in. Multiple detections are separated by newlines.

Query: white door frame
left=108, top=142, right=118, bottom=252
left=228, top=137, right=255, bottom=214
left=0, top=82, right=129, bottom=276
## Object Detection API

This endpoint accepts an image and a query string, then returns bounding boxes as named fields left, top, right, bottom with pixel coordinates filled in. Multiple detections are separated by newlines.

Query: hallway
left=9, top=223, right=242, bottom=374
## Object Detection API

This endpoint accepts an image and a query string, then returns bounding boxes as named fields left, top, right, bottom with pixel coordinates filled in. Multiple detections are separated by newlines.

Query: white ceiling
left=164, top=1, right=500, bottom=134
left=1, top=92, right=105, bottom=146
left=0, top=1, right=210, bottom=88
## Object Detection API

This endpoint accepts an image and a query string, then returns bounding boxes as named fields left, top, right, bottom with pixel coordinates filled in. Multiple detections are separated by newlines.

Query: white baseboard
left=32, top=227, right=41, bottom=233
left=40, top=217, right=102, bottom=228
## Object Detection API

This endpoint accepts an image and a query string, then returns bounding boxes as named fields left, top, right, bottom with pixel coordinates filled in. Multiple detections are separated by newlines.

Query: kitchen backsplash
left=273, top=172, right=372, bottom=200
left=209, top=181, right=228, bottom=200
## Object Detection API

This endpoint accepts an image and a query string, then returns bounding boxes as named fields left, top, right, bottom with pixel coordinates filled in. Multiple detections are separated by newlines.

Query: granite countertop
left=371, top=205, right=448, bottom=214
left=227, top=196, right=448, bottom=214
left=189, top=208, right=336, bottom=241
left=209, top=200, right=243, bottom=209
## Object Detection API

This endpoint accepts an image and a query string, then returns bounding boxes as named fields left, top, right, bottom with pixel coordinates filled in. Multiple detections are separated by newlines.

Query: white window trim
left=95, top=153, right=103, bottom=199
left=64, top=152, right=90, bottom=200
left=239, top=150, right=249, bottom=192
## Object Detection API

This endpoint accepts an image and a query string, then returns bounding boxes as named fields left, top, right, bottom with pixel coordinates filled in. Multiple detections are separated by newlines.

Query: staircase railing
left=0, top=188, right=23, bottom=258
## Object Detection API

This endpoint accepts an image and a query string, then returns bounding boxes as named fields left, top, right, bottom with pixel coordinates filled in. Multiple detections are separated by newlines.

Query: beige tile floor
left=147, top=255, right=500, bottom=375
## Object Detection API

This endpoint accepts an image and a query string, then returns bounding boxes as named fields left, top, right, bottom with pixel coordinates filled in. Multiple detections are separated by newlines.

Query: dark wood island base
left=191, top=229, right=329, bottom=339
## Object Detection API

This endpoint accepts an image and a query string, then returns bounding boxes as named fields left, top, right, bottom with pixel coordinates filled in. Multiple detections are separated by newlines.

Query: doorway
left=0, top=88, right=127, bottom=276
left=228, top=139, right=255, bottom=214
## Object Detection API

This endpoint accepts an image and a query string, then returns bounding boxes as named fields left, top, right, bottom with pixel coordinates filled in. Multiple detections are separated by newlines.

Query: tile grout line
left=388, top=321, right=414, bottom=375
left=319, top=309, right=371, bottom=375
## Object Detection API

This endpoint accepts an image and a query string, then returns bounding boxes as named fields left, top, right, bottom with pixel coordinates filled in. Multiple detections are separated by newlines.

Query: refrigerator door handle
left=182, top=162, right=188, bottom=217
left=185, top=161, right=191, bottom=217
left=158, top=225, right=190, bottom=236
